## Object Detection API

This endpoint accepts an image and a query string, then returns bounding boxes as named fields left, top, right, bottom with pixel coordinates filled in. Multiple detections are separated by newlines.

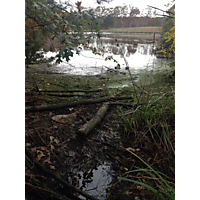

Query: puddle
left=77, top=161, right=114, bottom=199
left=59, top=139, right=116, bottom=200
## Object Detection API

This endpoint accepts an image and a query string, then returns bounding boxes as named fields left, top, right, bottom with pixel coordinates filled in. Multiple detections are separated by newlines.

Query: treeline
left=89, top=16, right=165, bottom=30
left=83, top=5, right=166, bottom=30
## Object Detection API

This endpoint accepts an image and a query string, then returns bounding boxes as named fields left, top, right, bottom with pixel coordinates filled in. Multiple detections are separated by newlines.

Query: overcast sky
left=58, top=0, right=173, bottom=11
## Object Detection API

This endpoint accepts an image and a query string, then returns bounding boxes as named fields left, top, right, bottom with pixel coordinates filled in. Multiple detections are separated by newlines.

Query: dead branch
left=38, top=89, right=103, bottom=93
left=25, top=96, right=133, bottom=112
left=147, top=5, right=175, bottom=17
left=46, top=93, right=90, bottom=97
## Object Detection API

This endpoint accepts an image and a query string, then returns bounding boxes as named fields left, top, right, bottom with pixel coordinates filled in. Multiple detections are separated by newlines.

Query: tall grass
left=118, top=151, right=175, bottom=200
left=117, top=50, right=175, bottom=199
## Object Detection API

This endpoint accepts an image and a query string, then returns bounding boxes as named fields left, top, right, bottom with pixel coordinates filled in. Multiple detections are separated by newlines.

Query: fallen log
left=25, top=96, right=133, bottom=112
left=78, top=103, right=110, bottom=136
left=46, top=93, right=90, bottom=97
left=38, top=89, right=103, bottom=93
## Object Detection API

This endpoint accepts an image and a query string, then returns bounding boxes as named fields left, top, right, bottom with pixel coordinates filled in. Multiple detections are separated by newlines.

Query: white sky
left=58, top=0, right=173, bottom=11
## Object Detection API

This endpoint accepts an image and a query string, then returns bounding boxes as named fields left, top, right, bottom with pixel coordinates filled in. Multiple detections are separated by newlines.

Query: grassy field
left=100, top=26, right=163, bottom=33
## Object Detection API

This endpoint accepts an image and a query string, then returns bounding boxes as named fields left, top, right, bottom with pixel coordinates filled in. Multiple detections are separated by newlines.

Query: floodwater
left=43, top=32, right=172, bottom=78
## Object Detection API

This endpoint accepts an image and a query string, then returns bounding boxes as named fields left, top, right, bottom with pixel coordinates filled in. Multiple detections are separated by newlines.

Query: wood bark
left=25, top=96, right=133, bottom=112
left=78, top=103, right=110, bottom=136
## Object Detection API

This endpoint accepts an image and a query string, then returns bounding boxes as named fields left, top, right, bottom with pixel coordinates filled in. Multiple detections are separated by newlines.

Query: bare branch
left=147, top=5, right=175, bottom=16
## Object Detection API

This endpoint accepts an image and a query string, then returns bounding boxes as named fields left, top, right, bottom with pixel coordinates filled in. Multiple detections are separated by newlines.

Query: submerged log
left=78, top=103, right=110, bottom=136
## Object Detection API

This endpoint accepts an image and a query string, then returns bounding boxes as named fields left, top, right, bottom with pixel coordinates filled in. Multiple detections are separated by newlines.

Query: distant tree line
left=99, top=17, right=165, bottom=29
left=83, top=5, right=166, bottom=30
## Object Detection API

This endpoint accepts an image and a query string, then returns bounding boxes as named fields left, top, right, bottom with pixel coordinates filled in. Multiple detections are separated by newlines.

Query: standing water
left=43, top=33, right=172, bottom=79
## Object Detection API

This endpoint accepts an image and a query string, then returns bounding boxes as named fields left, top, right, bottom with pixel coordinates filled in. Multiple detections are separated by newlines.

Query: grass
left=114, top=63, right=175, bottom=199
left=118, top=154, right=175, bottom=200
left=100, top=26, right=163, bottom=33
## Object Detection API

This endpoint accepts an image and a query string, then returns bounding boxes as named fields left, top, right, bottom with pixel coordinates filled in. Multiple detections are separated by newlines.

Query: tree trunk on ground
left=78, top=103, right=110, bottom=136
left=25, top=96, right=133, bottom=112
left=46, top=93, right=90, bottom=97
left=38, top=89, right=103, bottom=93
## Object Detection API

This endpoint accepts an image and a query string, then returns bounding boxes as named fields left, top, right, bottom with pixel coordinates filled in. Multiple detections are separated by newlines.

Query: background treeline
left=87, top=16, right=165, bottom=29
left=83, top=5, right=166, bottom=29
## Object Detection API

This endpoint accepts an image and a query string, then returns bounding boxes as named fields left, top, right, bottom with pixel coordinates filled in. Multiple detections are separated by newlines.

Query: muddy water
left=42, top=33, right=172, bottom=88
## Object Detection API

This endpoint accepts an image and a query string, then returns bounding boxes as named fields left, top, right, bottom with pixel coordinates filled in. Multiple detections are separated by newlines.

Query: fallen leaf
left=126, top=147, right=135, bottom=152
left=136, top=148, right=140, bottom=152
left=40, top=146, right=47, bottom=151
left=43, top=157, right=50, bottom=163
left=50, top=136, right=54, bottom=143
left=36, top=152, right=45, bottom=161
left=124, top=167, right=128, bottom=171
left=31, top=147, right=37, bottom=151
left=50, top=145, right=55, bottom=151
left=54, top=139, right=59, bottom=144
left=50, top=165, right=55, bottom=170
left=136, top=186, right=143, bottom=191
left=26, top=143, right=31, bottom=147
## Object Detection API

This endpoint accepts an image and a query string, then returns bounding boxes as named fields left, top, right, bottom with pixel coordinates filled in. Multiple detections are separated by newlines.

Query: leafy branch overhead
left=152, top=2, right=175, bottom=60
left=25, top=0, right=101, bottom=64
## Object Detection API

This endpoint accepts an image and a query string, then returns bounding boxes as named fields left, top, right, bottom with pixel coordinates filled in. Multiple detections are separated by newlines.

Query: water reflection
left=45, top=34, right=157, bottom=75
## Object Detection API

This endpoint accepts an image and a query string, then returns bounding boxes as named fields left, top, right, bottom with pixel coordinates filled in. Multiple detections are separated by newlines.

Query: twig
left=147, top=5, right=175, bottom=16
left=32, top=76, right=40, bottom=93
left=122, top=54, right=149, bottom=95
left=151, top=91, right=175, bottom=96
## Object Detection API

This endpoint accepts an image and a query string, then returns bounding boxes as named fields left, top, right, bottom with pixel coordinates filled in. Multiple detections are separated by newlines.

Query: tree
left=25, top=17, right=47, bottom=64
left=156, top=2, right=175, bottom=60
left=25, top=0, right=101, bottom=64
